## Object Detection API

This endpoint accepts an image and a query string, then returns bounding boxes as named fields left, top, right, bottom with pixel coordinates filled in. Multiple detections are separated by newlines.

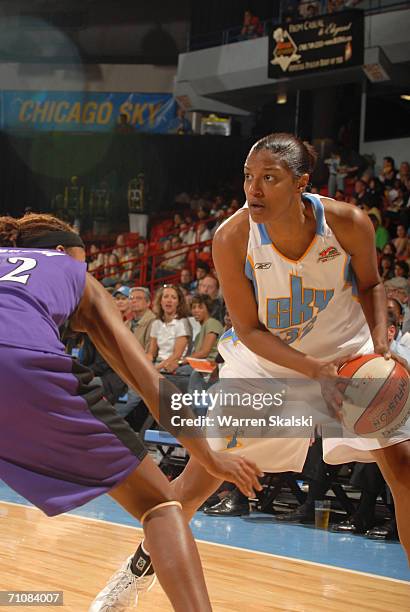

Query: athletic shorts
left=207, top=338, right=410, bottom=472
left=0, top=345, right=147, bottom=516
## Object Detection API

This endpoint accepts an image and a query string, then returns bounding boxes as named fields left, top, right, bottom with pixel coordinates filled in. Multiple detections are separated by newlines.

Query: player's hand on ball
left=205, top=451, right=264, bottom=498
left=315, top=354, right=359, bottom=420
left=379, top=349, right=410, bottom=374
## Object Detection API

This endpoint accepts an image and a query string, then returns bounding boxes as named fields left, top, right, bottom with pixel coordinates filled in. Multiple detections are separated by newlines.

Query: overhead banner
left=1, top=91, right=177, bottom=132
left=268, top=10, right=364, bottom=78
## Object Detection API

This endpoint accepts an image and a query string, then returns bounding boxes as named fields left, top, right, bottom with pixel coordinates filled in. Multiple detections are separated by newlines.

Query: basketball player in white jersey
left=168, top=133, right=410, bottom=557
left=99, top=134, right=409, bottom=605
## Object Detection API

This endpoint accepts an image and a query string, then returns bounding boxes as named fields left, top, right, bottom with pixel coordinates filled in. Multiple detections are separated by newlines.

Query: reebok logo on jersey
left=254, top=262, right=272, bottom=270
left=317, top=246, right=341, bottom=263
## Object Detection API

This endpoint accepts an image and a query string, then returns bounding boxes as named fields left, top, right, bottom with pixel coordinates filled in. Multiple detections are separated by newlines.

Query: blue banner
left=1, top=91, right=177, bottom=133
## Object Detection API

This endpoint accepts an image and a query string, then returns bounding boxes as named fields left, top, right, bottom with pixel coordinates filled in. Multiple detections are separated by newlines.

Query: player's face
left=244, top=149, right=302, bottom=222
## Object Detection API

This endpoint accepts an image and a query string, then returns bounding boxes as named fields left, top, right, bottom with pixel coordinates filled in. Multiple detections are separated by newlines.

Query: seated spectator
left=87, top=244, right=104, bottom=277
left=393, top=224, right=409, bottom=258
left=398, top=160, right=410, bottom=185
left=385, top=278, right=410, bottom=333
left=387, top=308, right=410, bottom=361
left=112, top=233, right=127, bottom=260
left=191, top=260, right=210, bottom=291
left=367, top=208, right=389, bottom=251
left=378, top=156, right=397, bottom=190
left=196, top=222, right=212, bottom=253
left=113, top=286, right=132, bottom=321
left=180, top=268, right=195, bottom=292
left=120, top=246, right=137, bottom=283
left=102, top=253, right=121, bottom=287
left=174, top=213, right=184, bottom=229
left=177, top=294, right=224, bottom=395
left=147, top=284, right=192, bottom=373
left=187, top=294, right=224, bottom=363
left=382, top=242, right=397, bottom=258
left=198, top=274, right=225, bottom=323
left=353, top=179, right=370, bottom=207
left=180, top=222, right=196, bottom=245
left=379, top=254, right=395, bottom=282
left=239, top=9, right=263, bottom=40
left=394, top=260, right=409, bottom=280
left=127, top=286, right=156, bottom=351
left=210, top=209, right=226, bottom=237
left=166, top=236, right=187, bottom=269
left=365, top=177, right=383, bottom=208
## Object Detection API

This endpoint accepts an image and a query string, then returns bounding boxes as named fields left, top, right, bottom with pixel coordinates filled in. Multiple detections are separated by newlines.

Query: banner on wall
left=268, top=10, right=364, bottom=78
left=1, top=91, right=177, bottom=132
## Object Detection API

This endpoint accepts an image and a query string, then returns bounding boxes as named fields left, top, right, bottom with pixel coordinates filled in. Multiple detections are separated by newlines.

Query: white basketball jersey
left=219, top=193, right=372, bottom=377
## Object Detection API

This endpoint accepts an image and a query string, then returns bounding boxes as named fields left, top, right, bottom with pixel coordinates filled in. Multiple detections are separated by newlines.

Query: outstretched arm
left=70, top=273, right=262, bottom=495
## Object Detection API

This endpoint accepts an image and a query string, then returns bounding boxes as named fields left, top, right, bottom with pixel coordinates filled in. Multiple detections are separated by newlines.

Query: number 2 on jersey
left=0, top=257, right=37, bottom=285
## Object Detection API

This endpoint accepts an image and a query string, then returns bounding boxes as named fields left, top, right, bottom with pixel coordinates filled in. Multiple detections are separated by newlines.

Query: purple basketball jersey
left=0, top=248, right=86, bottom=354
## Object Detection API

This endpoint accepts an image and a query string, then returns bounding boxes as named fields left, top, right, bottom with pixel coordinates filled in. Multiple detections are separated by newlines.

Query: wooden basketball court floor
left=1, top=500, right=409, bottom=612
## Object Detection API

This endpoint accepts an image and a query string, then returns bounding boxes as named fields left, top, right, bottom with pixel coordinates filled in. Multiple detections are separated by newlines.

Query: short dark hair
left=384, top=156, right=395, bottom=167
left=196, top=260, right=210, bottom=272
left=191, top=293, right=213, bottom=312
left=395, top=261, right=409, bottom=277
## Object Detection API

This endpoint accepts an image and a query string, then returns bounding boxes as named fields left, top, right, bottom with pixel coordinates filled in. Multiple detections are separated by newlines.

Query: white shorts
left=207, top=338, right=410, bottom=471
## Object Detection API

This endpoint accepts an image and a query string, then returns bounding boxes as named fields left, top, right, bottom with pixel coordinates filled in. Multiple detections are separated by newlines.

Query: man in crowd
left=127, top=287, right=156, bottom=351
left=198, top=274, right=225, bottom=324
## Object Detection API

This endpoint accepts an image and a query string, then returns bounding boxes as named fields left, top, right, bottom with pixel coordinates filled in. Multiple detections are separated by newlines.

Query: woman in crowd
left=147, top=284, right=192, bottom=373
left=393, top=224, right=409, bottom=258
left=379, top=254, right=395, bottom=281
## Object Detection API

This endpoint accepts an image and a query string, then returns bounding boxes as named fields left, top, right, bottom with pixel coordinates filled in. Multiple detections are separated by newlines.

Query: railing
left=88, top=236, right=213, bottom=295
left=86, top=209, right=223, bottom=292
left=188, top=0, right=410, bottom=51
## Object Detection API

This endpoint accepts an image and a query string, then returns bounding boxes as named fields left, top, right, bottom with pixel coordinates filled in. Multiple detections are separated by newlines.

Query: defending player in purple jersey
left=0, top=213, right=262, bottom=612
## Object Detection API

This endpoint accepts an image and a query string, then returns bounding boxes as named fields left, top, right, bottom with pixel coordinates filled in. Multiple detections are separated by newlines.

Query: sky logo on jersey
left=254, top=262, right=272, bottom=270
left=317, top=246, right=341, bottom=263
left=266, top=275, right=334, bottom=344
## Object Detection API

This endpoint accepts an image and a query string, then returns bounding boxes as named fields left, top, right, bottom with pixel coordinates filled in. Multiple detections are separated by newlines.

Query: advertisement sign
left=1, top=91, right=177, bottom=132
left=268, top=10, right=364, bottom=78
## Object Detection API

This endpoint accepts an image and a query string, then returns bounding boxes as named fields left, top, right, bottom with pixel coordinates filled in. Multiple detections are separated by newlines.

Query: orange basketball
left=338, top=354, right=410, bottom=438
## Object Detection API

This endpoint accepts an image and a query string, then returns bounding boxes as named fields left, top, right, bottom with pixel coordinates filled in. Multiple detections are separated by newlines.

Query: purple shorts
left=0, top=345, right=147, bottom=516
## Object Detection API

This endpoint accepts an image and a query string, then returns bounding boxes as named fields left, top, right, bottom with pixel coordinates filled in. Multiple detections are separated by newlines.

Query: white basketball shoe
left=89, top=555, right=157, bottom=611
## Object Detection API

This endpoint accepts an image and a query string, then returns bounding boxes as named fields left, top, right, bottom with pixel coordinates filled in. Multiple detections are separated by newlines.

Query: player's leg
left=170, top=456, right=223, bottom=521
left=372, top=440, right=410, bottom=563
left=93, top=454, right=212, bottom=612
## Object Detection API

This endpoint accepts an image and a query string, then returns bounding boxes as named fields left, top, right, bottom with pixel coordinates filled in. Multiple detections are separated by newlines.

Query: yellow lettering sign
left=19, top=100, right=33, bottom=122
left=97, top=102, right=112, bottom=124
left=55, top=101, right=69, bottom=123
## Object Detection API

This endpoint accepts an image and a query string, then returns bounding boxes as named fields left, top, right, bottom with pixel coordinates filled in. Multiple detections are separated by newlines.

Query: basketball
left=338, top=354, right=410, bottom=438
